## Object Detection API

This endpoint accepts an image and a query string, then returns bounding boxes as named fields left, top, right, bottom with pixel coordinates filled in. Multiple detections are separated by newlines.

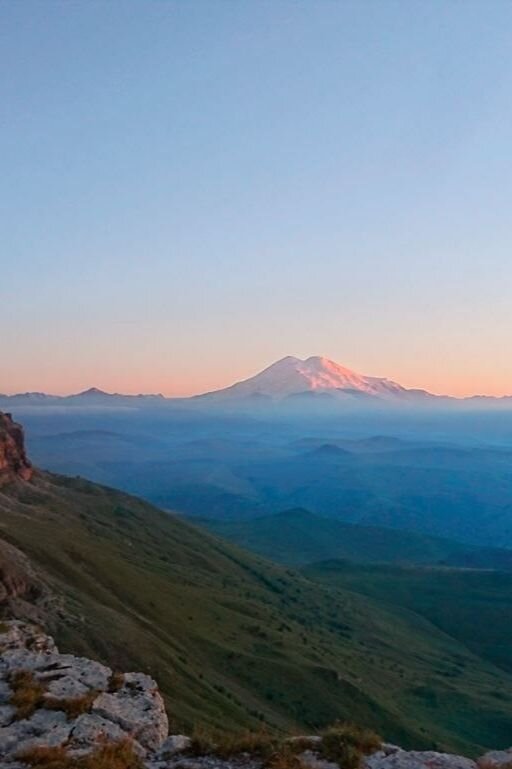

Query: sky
left=2, top=1, right=512, bottom=397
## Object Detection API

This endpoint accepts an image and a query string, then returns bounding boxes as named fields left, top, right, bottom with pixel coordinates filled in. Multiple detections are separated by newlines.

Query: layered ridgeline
left=200, top=509, right=512, bottom=569
left=2, top=414, right=512, bottom=756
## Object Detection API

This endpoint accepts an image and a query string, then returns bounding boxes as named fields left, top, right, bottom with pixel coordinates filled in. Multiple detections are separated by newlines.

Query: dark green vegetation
left=9, top=670, right=46, bottom=720
left=185, top=721, right=381, bottom=769
left=305, top=559, right=512, bottom=675
left=16, top=725, right=379, bottom=769
left=200, top=508, right=512, bottom=569
left=2, top=473, right=512, bottom=755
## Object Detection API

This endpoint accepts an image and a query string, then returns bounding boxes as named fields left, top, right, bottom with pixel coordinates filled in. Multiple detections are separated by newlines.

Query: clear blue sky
left=2, top=1, right=512, bottom=396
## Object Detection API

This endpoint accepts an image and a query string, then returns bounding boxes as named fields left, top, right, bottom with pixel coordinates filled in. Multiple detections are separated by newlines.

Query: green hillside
left=199, top=508, right=481, bottom=567
left=304, top=559, right=512, bottom=674
left=1, top=473, right=512, bottom=755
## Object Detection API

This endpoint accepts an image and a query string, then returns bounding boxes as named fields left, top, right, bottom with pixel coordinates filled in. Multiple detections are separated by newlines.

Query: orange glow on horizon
left=2, top=369, right=512, bottom=400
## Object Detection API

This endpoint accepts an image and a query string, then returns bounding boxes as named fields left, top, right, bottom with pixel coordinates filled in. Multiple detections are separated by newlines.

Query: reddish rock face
left=0, top=412, right=33, bottom=485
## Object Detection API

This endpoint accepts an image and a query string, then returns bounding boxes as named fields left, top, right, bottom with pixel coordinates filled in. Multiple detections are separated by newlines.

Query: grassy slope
left=1, top=474, right=512, bottom=755
left=198, top=509, right=475, bottom=567
left=304, top=559, right=512, bottom=675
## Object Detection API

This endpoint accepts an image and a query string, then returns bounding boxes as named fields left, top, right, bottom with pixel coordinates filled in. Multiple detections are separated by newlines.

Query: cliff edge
left=0, top=413, right=32, bottom=486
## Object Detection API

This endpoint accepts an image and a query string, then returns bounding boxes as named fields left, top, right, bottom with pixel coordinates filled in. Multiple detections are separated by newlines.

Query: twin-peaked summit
left=198, top=355, right=421, bottom=401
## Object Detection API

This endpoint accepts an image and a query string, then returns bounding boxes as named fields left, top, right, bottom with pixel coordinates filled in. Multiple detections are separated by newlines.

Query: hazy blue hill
left=18, top=407, right=512, bottom=545
left=448, top=546, right=512, bottom=571
left=199, top=508, right=477, bottom=567
left=305, top=444, right=354, bottom=459
left=289, top=436, right=412, bottom=453
left=230, top=447, right=512, bottom=546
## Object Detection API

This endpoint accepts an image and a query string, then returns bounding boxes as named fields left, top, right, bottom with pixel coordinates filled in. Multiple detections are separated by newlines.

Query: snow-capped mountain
left=196, top=355, right=430, bottom=402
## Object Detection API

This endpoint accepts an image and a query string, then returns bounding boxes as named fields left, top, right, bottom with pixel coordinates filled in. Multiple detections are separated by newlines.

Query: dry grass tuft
left=186, top=727, right=217, bottom=756
left=9, top=669, right=98, bottom=721
left=320, top=722, right=381, bottom=769
left=265, top=743, right=308, bottom=769
left=81, top=737, right=144, bottom=769
left=15, top=744, right=76, bottom=769
left=187, top=728, right=278, bottom=759
left=9, top=670, right=47, bottom=720
left=108, top=672, right=125, bottom=693
left=214, top=730, right=278, bottom=759
left=44, top=690, right=98, bottom=719
left=284, top=737, right=319, bottom=753
left=18, top=738, right=143, bottom=769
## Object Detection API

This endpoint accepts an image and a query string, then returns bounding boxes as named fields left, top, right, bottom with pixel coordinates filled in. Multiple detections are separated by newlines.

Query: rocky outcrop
left=0, top=621, right=511, bottom=769
left=364, top=746, right=477, bottom=769
left=0, top=621, right=168, bottom=767
left=0, top=413, right=32, bottom=486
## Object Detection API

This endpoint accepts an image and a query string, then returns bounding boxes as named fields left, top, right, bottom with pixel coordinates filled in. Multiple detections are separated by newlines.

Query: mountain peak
left=199, top=355, right=407, bottom=401
left=304, top=355, right=331, bottom=365
left=77, top=387, right=110, bottom=396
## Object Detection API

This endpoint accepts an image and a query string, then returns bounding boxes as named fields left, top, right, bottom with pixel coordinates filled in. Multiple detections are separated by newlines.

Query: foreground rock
left=478, top=749, right=512, bottom=769
left=0, top=621, right=168, bottom=766
left=364, top=747, right=477, bottom=769
left=0, top=621, right=510, bottom=769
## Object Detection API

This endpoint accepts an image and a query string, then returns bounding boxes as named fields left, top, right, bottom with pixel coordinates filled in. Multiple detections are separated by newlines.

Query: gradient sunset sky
left=2, top=1, right=512, bottom=397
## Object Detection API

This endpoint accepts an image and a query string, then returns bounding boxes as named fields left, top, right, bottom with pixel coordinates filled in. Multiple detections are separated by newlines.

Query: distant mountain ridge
left=2, top=355, right=512, bottom=407
left=0, top=387, right=167, bottom=408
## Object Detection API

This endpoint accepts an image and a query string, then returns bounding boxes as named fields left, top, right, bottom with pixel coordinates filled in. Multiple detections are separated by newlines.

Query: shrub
left=9, top=670, right=46, bottom=720
left=213, top=730, right=278, bottom=759
left=18, top=739, right=143, bottom=769
left=320, top=722, right=381, bottom=769
left=108, top=672, right=125, bottom=693
left=265, top=744, right=308, bottom=769
left=186, top=728, right=217, bottom=756
left=284, top=737, right=319, bottom=753
left=187, top=728, right=278, bottom=759
left=15, top=745, right=75, bottom=769
left=81, top=738, right=144, bottom=769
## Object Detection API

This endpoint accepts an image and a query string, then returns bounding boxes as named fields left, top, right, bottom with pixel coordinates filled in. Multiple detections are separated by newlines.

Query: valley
left=1, top=413, right=512, bottom=755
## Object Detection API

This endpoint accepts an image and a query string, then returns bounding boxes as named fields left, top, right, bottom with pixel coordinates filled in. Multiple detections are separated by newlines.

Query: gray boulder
left=0, top=620, right=169, bottom=765
left=365, top=751, right=477, bottom=769
left=93, top=675, right=168, bottom=751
